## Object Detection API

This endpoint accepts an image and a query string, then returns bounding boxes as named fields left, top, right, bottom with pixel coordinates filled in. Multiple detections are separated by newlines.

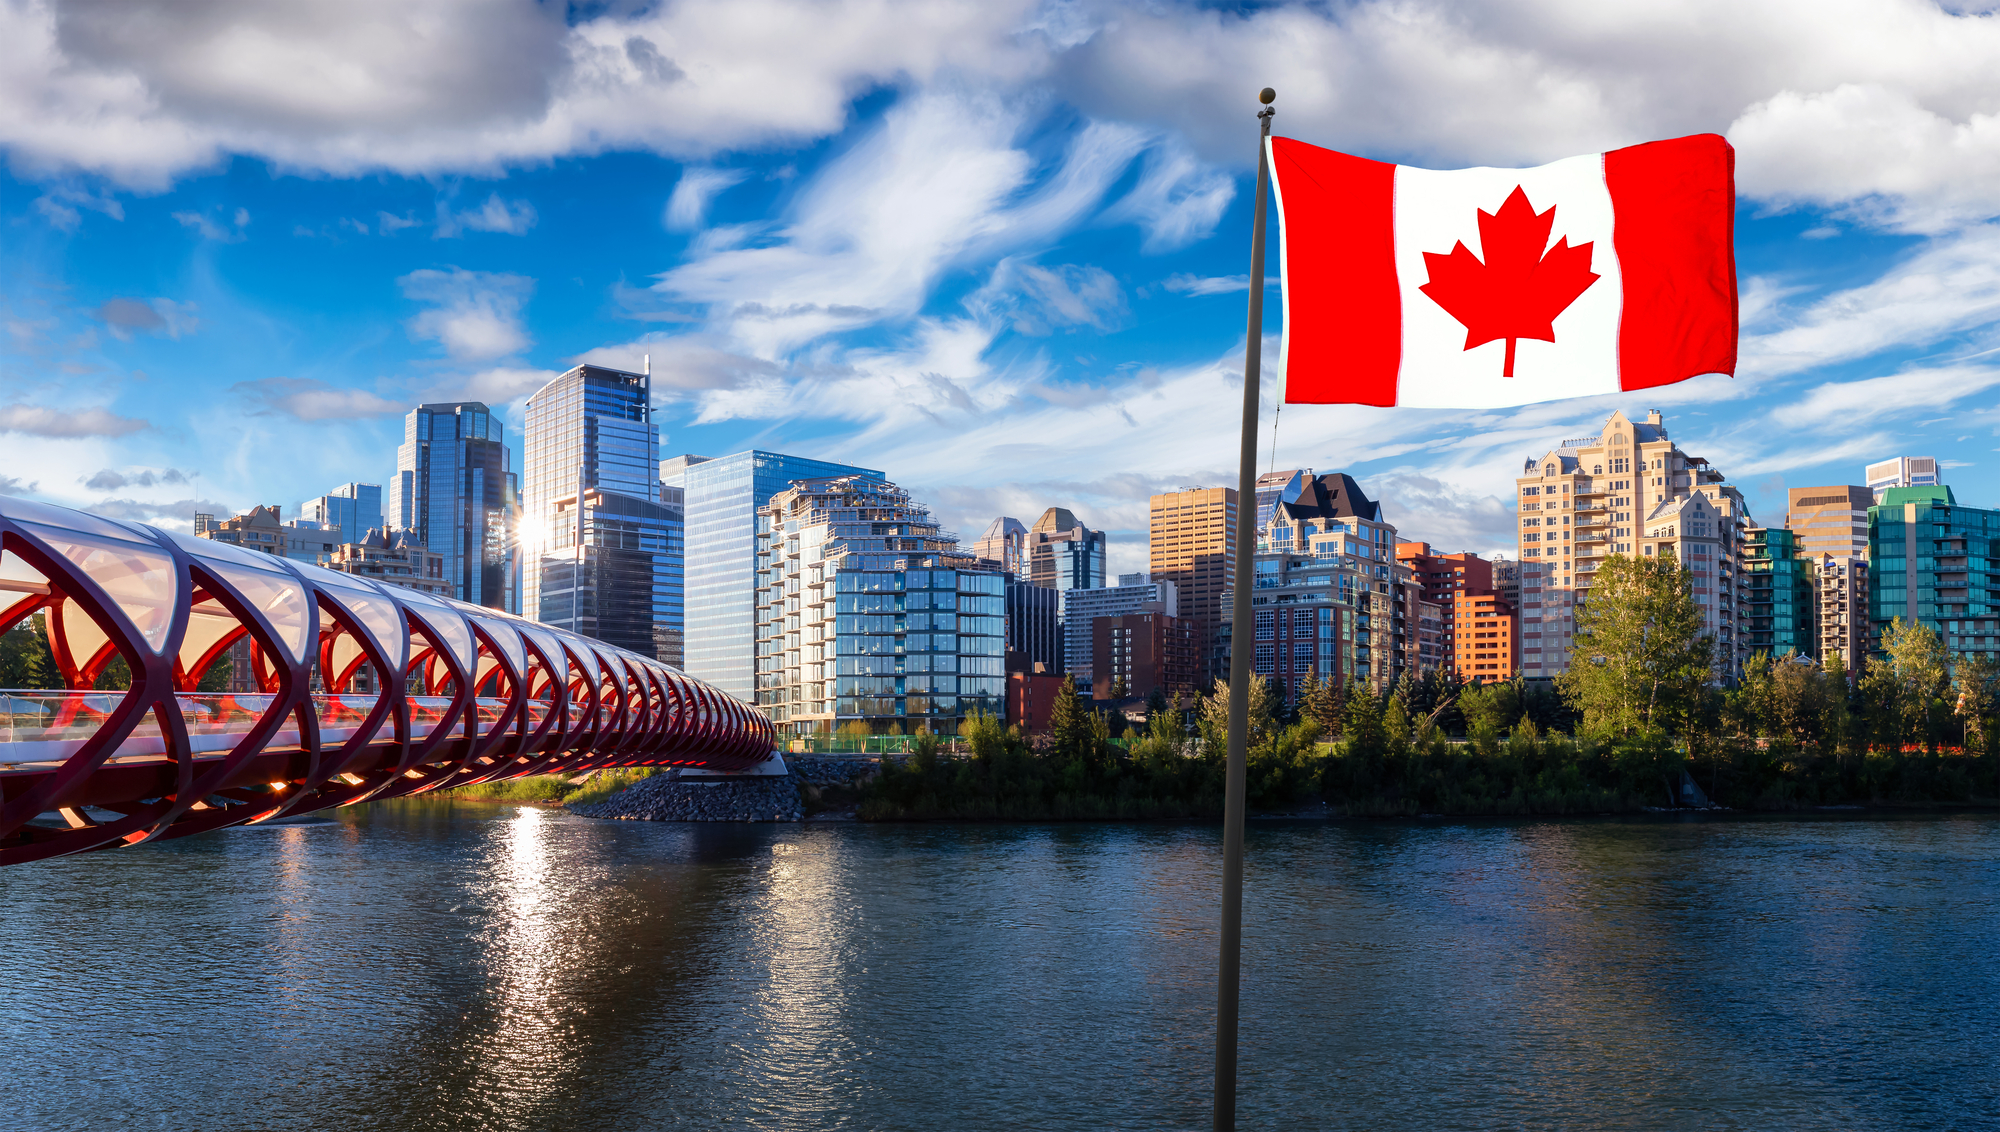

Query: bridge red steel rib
left=0, top=493, right=775, bottom=865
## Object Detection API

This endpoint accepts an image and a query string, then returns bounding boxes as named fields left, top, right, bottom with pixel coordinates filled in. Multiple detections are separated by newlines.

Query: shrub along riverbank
left=857, top=661, right=2000, bottom=821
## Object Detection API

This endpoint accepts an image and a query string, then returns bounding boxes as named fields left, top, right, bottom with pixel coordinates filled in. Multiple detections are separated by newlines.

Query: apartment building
left=1395, top=542, right=1506, bottom=676
left=1744, top=527, right=1814, bottom=659
left=753, top=475, right=1007, bottom=735
left=1060, top=578, right=1177, bottom=688
left=1813, top=555, right=1869, bottom=674
left=1517, top=409, right=1752, bottom=679
left=1787, top=486, right=1871, bottom=560
left=1091, top=611, right=1200, bottom=703
left=1453, top=590, right=1518, bottom=678
left=1868, top=485, right=2000, bottom=658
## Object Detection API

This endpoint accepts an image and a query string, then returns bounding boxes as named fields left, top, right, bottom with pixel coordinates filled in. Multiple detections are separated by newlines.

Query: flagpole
left=1215, top=85, right=1274, bottom=1132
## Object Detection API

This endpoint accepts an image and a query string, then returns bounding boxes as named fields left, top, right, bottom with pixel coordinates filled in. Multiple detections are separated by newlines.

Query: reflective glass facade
left=387, top=402, right=517, bottom=612
left=678, top=451, right=881, bottom=702
left=1869, top=486, right=2000, bottom=658
left=755, top=475, right=1006, bottom=734
left=522, top=365, right=679, bottom=661
left=301, top=482, right=382, bottom=546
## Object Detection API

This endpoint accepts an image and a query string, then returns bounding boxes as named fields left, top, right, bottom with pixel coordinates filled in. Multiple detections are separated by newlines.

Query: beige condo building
left=1514, top=409, right=1753, bottom=679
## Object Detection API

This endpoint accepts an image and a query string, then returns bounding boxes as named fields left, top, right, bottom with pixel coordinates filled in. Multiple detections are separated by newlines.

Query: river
left=3, top=804, right=1995, bottom=1130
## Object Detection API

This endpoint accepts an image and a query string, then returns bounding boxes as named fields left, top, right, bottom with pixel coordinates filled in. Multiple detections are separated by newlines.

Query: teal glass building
left=1744, top=527, right=1814, bottom=659
left=1869, top=485, right=2000, bottom=659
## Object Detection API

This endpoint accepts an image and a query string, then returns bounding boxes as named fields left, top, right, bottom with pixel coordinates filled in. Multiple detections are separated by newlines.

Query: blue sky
left=4, top=0, right=1999, bottom=578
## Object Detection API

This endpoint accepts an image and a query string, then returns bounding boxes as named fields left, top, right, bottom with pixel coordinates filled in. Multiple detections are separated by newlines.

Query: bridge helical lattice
left=0, top=494, right=775, bottom=865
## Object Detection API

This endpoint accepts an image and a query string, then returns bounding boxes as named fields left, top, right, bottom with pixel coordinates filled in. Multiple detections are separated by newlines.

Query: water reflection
left=0, top=811, right=1995, bottom=1130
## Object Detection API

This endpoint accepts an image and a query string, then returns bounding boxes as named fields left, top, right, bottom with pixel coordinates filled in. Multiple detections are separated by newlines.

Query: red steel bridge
left=0, top=495, right=776, bottom=866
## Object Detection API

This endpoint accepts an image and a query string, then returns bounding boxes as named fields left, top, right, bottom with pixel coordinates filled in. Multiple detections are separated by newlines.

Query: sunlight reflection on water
left=1, top=807, right=1995, bottom=1131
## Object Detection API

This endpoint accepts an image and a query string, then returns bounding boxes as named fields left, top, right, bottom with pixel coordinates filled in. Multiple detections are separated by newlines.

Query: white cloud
left=377, top=210, right=420, bottom=234
left=435, top=192, right=536, bottom=237
left=398, top=267, right=534, bottom=361
left=0, top=402, right=148, bottom=437
left=231, top=376, right=404, bottom=421
left=1163, top=273, right=1277, bottom=297
left=171, top=206, right=248, bottom=241
left=1099, top=138, right=1234, bottom=252
left=654, top=91, right=1147, bottom=356
left=11, top=1, right=1996, bottom=238
left=1771, top=364, right=2000, bottom=428
left=1741, top=225, right=2000, bottom=376
left=970, top=258, right=1127, bottom=335
left=664, top=167, right=749, bottom=231
left=0, top=0, right=1044, bottom=184
left=93, top=296, right=198, bottom=340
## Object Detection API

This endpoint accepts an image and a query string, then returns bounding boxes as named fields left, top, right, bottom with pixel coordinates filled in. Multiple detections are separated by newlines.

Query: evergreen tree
left=0, top=613, right=62, bottom=690
left=1199, top=673, right=1275, bottom=745
left=1556, top=552, right=1712, bottom=737
left=1145, top=684, right=1169, bottom=718
left=1049, top=674, right=1089, bottom=758
left=1341, top=677, right=1385, bottom=759
left=1110, top=674, right=1129, bottom=699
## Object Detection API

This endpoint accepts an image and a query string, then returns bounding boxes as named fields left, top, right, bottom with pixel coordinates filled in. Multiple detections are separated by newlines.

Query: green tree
left=1953, top=653, right=2000, bottom=758
left=0, top=613, right=63, bottom=690
left=1145, top=685, right=1169, bottom=718
left=1048, top=674, right=1089, bottom=758
left=1199, top=674, right=1276, bottom=747
left=1880, top=617, right=1951, bottom=751
left=1110, top=674, right=1129, bottom=699
left=1556, top=552, right=1712, bottom=738
left=1341, top=677, right=1385, bottom=760
left=1296, top=670, right=1341, bottom=738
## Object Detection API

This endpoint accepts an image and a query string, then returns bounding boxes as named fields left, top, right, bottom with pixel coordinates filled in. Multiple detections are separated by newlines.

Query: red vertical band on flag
left=1270, top=138, right=1400, bottom=406
left=1604, top=134, right=1738, bottom=391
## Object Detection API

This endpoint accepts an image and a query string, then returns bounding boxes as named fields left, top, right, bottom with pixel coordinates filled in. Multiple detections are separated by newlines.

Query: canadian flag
left=1269, top=133, right=1736, bottom=408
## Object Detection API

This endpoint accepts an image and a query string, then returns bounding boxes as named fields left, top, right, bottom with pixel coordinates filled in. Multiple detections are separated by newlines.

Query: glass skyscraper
left=386, top=403, right=516, bottom=611
left=300, top=482, right=382, bottom=546
left=672, top=451, right=882, bottom=702
left=522, top=364, right=682, bottom=662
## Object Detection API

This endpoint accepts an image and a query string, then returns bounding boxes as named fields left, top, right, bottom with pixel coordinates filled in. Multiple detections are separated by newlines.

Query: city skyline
left=5, top=3, right=1999, bottom=582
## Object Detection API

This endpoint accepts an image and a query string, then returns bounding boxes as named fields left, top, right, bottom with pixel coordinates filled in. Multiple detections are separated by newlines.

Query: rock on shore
left=569, top=769, right=805, bottom=823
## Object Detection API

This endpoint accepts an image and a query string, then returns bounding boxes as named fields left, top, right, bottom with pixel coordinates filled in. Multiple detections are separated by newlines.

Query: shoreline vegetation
left=859, top=556, right=2000, bottom=822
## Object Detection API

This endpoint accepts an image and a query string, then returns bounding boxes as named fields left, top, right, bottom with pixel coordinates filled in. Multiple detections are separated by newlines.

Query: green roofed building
left=1744, top=526, right=1815, bottom=660
left=1868, top=485, right=2000, bottom=660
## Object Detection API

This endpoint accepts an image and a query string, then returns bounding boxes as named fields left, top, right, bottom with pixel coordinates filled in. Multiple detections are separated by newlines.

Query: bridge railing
left=0, top=492, right=776, bottom=865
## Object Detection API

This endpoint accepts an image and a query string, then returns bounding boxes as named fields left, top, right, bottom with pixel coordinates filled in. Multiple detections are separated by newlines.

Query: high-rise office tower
left=1516, top=409, right=1751, bottom=679
left=1864, top=456, right=1939, bottom=503
left=973, top=517, right=1029, bottom=579
left=1148, top=486, right=1236, bottom=671
left=674, top=450, right=883, bottom=702
left=301, top=482, right=382, bottom=546
left=522, top=364, right=679, bottom=660
left=1027, top=508, right=1106, bottom=592
left=1786, top=486, right=1871, bottom=560
left=387, top=402, right=517, bottom=611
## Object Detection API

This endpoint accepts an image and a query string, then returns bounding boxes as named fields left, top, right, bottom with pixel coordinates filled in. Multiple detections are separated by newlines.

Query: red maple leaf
left=1418, top=186, right=1600, bottom=377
